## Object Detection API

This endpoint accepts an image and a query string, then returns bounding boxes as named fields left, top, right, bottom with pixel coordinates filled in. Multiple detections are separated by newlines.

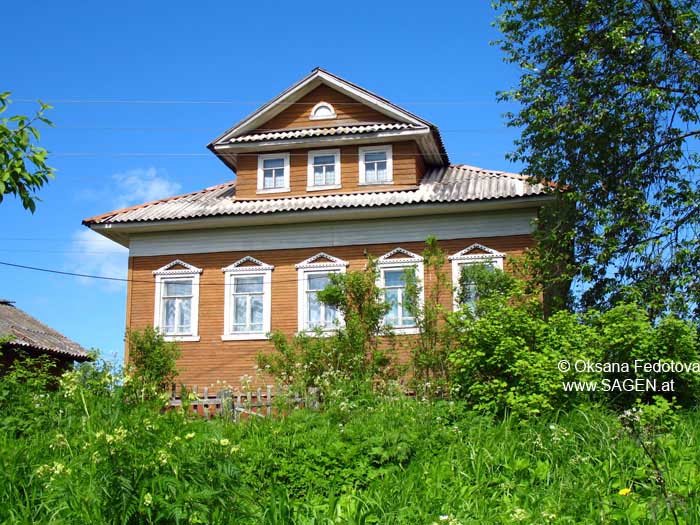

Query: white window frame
left=257, top=152, right=290, bottom=194
left=307, top=148, right=342, bottom=191
left=222, top=256, right=274, bottom=341
left=296, top=253, right=349, bottom=334
left=359, top=144, right=393, bottom=186
left=377, top=248, right=424, bottom=335
left=153, top=260, right=202, bottom=342
left=309, top=101, right=337, bottom=121
left=449, top=244, right=506, bottom=311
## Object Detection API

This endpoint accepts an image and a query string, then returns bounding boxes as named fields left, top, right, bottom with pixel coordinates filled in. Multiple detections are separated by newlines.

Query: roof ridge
left=82, top=180, right=236, bottom=225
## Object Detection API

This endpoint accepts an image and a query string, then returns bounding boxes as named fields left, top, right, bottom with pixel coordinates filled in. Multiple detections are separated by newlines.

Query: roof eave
left=87, top=194, right=553, bottom=244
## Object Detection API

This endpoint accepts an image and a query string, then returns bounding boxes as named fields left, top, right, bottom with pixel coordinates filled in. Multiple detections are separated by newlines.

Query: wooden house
left=84, top=69, right=551, bottom=387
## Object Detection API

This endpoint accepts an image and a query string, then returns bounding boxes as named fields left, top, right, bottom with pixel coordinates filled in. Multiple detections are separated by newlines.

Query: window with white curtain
left=257, top=153, right=290, bottom=193
left=222, top=256, right=273, bottom=340
left=153, top=260, right=202, bottom=341
left=307, top=149, right=341, bottom=190
left=296, top=253, right=348, bottom=333
left=359, top=145, right=393, bottom=185
left=377, top=247, right=423, bottom=335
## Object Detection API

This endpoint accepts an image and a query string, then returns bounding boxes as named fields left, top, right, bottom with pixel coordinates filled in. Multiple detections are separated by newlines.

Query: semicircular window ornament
left=310, top=101, right=336, bottom=120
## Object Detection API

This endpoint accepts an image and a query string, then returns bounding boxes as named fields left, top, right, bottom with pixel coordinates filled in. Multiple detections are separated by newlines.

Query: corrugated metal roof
left=0, top=300, right=90, bottom=361
left=84, top=164, right=549, bottom=225
left=227, top=122, right=421, bottom=143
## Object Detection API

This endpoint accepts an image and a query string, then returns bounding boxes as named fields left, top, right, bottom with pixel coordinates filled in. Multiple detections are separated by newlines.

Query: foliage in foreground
left=451, top=298, right=700, bottom=417
left=2, top=358, right=700, bottom=524
left=0, top=92, right=54, bottom=212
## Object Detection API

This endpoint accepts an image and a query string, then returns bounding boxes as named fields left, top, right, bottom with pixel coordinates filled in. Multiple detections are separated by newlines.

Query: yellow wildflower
left=219, top=438, right=230, bottom=446
left=185, top=432, right=195, bottom=440
left=618, top=487, right=632, bottom=496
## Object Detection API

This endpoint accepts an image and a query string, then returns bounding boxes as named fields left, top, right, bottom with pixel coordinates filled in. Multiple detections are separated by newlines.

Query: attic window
left=309, top=101, right=336, bottom=120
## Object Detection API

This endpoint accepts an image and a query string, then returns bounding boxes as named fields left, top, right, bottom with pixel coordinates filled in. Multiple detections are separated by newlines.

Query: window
left=153, top=260, right=202, bottom=341
left=222, top=257, right=273, bottom=340
left=449, top=244, right=506, bottom=311
left=257, top=153, right=290, bottom=193
left=307, top=149, right=341, bottom=190
left=359, top=145, right=393, bottom=185
left=309, top=101, right=336, bottom=120
left=296, top=253, right=349, bottom=333
left=377, top=248, right=423, bottom=334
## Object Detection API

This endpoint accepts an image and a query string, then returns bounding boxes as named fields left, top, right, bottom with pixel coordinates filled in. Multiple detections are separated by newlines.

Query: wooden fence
left=168, top=384, right=320, bottom=421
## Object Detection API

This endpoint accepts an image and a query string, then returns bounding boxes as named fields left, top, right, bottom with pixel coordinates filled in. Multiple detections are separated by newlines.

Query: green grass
left=1, top=382, right=699, bottom=524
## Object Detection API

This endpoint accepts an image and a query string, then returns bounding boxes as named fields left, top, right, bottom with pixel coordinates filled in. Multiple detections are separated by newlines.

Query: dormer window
left=309, top=101, right=336, bottom=120
left=257, top=153, right=290, bottom=194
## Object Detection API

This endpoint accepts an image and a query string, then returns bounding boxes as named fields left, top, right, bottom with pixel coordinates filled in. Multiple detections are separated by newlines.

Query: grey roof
left=225, top=122, right=421, bottom=144
left=84, top=164, right=549, bottom=226
left=0, top=300, right=90, bottom=361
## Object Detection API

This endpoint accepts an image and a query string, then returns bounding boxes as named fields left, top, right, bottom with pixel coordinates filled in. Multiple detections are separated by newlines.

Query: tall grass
left=1, top=369, right=699, bottom=524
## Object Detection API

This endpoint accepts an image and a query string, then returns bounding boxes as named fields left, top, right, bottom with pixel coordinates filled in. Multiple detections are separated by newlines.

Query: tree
left=0, top=92, right=54, bottom=212
left=495, top=0, right=700, bottom=319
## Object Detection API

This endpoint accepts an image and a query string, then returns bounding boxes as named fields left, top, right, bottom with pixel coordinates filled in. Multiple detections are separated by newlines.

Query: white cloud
left=65, top=167, right=180, bottom=292
left=64, top=229, right=128, bottom=292
left=112, top=167, right=182, bottom=209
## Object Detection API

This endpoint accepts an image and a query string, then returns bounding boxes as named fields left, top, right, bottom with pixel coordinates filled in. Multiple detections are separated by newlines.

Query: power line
left=55, top=126, right=508, bottom=133
left=14, top=98, right=501, bottom=106
left=49, top=151, right=500, bottom=158
left=0, top=260, right=376, bottom=287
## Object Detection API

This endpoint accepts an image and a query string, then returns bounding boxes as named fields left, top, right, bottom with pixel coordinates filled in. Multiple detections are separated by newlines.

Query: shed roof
left=0, top=300, right=90, bottom=361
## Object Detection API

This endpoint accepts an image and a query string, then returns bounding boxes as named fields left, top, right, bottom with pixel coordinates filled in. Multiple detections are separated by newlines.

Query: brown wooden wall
left=126, top=234, right=534, bottom=389
left=255, top=84, right=392, bottom=131
left=235, top=141, right=423, bottom=200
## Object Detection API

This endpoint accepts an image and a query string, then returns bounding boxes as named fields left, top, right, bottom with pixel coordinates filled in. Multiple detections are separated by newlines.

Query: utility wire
left=0, top=260, right=384, bottom=287
left=14, top=98, right=501, bottom=106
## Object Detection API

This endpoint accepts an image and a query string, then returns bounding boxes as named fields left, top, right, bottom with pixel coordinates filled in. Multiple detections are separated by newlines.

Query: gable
left=254, top=84, right=395, bottom=131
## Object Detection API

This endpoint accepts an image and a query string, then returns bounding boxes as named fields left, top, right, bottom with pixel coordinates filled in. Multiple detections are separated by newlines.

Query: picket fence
left=168, top=384, right=320, bottom=421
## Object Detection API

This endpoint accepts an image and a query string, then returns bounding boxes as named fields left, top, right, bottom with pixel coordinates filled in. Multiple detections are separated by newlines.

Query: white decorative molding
left=152, top=259, right=203, bottom=275
left=448, top=243, right=506, bottom=265
left=295, top=252, right=349, bottom=270
left=377, top=247, right=424, bottom=265
left=221, top=256, right=275, bottom=273
left=309, top=101, right=336, bottom=120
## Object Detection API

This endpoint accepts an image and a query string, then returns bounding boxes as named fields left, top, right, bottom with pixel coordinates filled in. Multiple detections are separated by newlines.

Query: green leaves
left=495, top=0, right=700, bottom=319
left=0, top=92, right=55, bottom=213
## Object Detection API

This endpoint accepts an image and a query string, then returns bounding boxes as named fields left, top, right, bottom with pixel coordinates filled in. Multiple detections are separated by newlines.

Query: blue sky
left=2, top=1, right=524, bottom=364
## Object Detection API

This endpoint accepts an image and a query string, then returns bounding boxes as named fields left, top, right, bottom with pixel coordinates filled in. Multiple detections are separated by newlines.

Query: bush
left=258, top=256, right=400, bottom=398
left=125, top=327, right=180, bottom=395
left=449, top=297, right=597, bottom=417
left=450, top=296, right=700, bottom=417
left=589, top=304, right=700, bottom=407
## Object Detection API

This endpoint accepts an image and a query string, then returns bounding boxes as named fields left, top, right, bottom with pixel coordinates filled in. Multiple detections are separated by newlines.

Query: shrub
left=403, top=237, right=455, bottom=398
left=589, top=304, right=700, bottom=407
left=449, top=297, right=597, bottom=417
left=125, top=327, right=180, bottom=395
left=457, top=261, right=519, bottom=308
left=259, top=256, right=400, bottom=398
